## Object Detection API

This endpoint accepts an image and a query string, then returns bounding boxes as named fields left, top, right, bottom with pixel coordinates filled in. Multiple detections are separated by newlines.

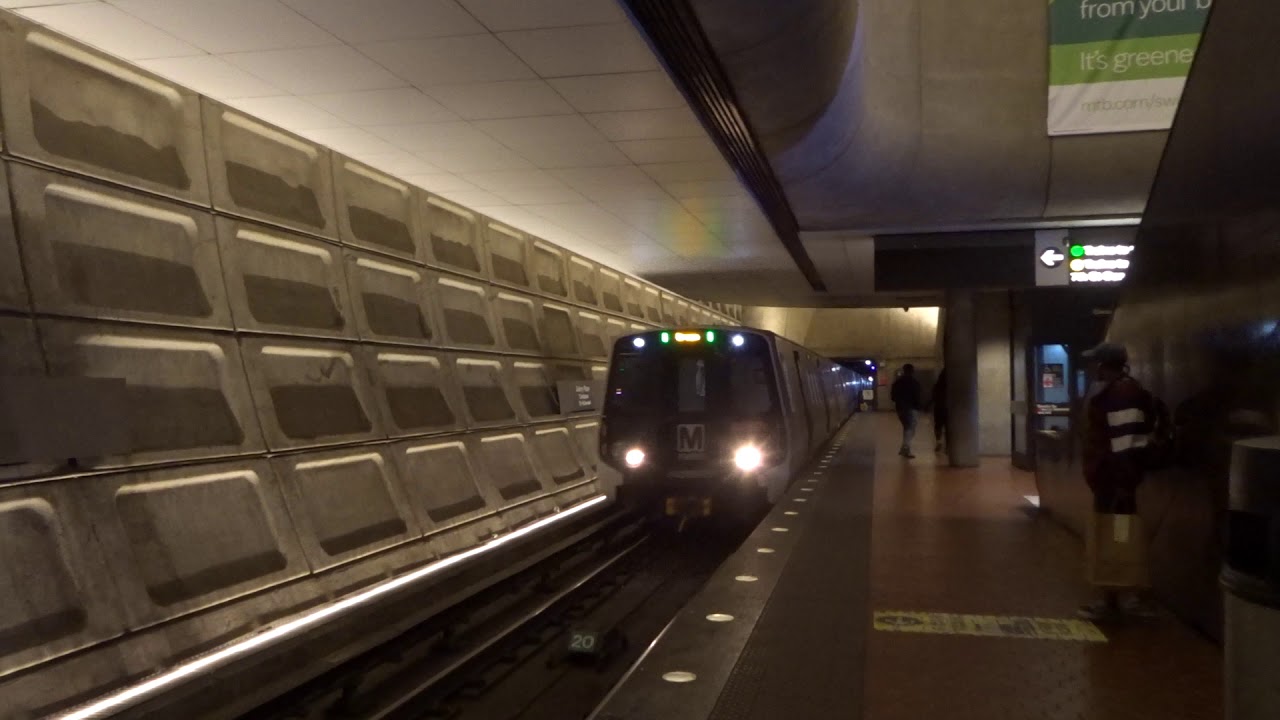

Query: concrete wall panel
left=423, top=196, right=486, bottom=278
left=454, top=356, right=521, bottom=428
left=550, top=480, right=601, bottom=509
left=0, top=482, right=126, bottom=677
left=531, top=240, right=568, bottom=298
left=599, top=268, right=625, bottom=315
left=0, top=15, right=209, bottom=204
left=571, top=420, right=601, bottom=475
left=241, top=337, right=383, bottom=450
left=473, top=431, right=550, bottom=503
left=273, top=447, right=419, bottom=571
left=675, top=299, right=691, bottom=325
left=0, top=314, right=42, bottom=375
left=485, top=220, right=530, bottom=290
left=40, top=319, right=265, bottom=467
left=84, top=459, right=308, bottom=629
left=531, top=426, right=587, bottom=486
left=344, top=251, right=438, bottom=346
left=540, top=300, right=580, bottom=359
left=12, top=164, right=228, bottom=328
left=492, top=290, right=543, bottom=355
left=623, top=277, right=645, bottom=319
left=309, top=536, right=436, bottom=607
left=217, top=217, right=353, bottom=339
left=569, top=255, right=599, bottom=308
left=390, top=438, right=502, bottom=538
left=364, top=347, right=463, bottom=438
left=0, top=631, right=170, bottom=718
left=204, top=99, right=337, bottom=239
left=642, top=285, right=662, bottom=323
left=333, top=156, right=420, bottom=262
left=604, top=316, right=628, bottom=348
left=659, top=292, right=677, bottom=325
left=436, top=275, right=498, bottom=350
left=575, top=310, right=609, bottom=360
left=0, top=315, right=50, bottom=480
left=0, top=164, right=27, bottom=311
left=510, top=360, right=559, bottom=420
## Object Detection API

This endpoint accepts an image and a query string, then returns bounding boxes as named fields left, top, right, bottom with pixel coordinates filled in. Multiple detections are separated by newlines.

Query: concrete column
left=945, top=289, right=980, bottom=468
left=976, top=291, right=1013, bottom=455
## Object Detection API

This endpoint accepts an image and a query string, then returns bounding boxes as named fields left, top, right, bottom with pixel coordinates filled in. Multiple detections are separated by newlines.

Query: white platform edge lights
left=52, top=494, right=610, bottom=720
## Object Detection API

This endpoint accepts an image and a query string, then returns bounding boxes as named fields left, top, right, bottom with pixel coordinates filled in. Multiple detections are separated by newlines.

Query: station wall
left=0, top=13, right=744, bottom=715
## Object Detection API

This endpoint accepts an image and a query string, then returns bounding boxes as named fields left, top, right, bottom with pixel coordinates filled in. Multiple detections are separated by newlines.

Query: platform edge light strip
left=53, top=494, right=610, bottom=720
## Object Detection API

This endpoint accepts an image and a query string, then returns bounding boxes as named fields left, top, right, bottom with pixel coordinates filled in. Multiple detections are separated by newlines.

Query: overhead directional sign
left=1039, top=248, right=1066, bottom=268
left=1034, top=229, right=1070, bottom=286
left=1036, top=230, right=1133, bottom=286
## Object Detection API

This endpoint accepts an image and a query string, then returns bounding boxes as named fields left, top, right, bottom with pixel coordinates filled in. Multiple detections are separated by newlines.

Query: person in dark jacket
left=890, top=364, right=923, bottom=458
left=931, top=368, right=948, bottom=453
left=1078, top=342, right=1158, bottom=621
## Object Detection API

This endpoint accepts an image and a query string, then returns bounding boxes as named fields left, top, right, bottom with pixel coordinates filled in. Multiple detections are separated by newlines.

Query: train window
left=677, top=358, right=707, bottom=413
left=608, top=353, right=661, bottom=413
left=732, top=355, right=774, bottom=415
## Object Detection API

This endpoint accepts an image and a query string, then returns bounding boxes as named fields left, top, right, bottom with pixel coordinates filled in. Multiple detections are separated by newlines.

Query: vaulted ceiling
left=5, top=0, right=803, bottom=294
left=10, top=0, right=1174, bottom=307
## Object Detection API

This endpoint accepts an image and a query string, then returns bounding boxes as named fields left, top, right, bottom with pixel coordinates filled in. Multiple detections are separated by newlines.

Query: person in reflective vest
left=1078, top=342, right=1158, bottom=621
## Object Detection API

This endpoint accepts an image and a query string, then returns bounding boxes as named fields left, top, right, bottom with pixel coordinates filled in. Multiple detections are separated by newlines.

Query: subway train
left=597, top=327, right=858, bottom=521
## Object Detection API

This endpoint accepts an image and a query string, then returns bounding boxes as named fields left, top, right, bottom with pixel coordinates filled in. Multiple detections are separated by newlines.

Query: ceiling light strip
left=53, top=495, right=610, bottom=720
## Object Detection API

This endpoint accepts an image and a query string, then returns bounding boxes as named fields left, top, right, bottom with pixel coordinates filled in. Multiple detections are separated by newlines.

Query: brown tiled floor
left=865, top=415, right=1223, bottom=720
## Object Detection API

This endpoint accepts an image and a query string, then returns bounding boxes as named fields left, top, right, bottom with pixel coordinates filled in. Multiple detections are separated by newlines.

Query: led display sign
left=1067, top=244, right=1132, bottom=283
left=1034, top=230, right=1133, bottom=286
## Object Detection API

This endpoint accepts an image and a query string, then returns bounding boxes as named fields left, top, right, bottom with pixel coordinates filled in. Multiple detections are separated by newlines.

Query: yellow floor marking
left=872, top=610, right=1107, bottom=643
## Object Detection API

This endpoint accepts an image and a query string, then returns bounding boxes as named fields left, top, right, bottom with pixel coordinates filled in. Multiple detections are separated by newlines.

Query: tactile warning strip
left=872, top=611, right=1107, bottom=642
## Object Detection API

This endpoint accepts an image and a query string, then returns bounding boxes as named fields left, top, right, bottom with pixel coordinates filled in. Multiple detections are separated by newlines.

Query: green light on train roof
left=660, top=332, right=670, bottom=344
left=706, top=330, right=716, bottom=342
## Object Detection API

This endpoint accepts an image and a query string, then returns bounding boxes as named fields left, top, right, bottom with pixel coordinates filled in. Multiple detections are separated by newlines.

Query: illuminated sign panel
left=1034, top=230, right=1133, bottom=286
left=1068, top=244, right=1132, bottom=283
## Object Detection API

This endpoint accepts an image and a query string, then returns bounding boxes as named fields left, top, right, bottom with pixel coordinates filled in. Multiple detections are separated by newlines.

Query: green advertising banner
left=1048, top=0, right=1212, bottom=135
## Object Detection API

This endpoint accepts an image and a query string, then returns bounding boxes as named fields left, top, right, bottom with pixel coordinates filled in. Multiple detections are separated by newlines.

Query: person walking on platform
left=890, top=364, right=923, bottom=458
left=931, top=368, right=948, bottom=453
left=1077, top=342, right=1166, bottom=622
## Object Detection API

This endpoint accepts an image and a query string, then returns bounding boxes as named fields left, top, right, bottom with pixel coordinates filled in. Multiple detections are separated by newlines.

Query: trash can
left=1222, top=437, right=1280, bottom=720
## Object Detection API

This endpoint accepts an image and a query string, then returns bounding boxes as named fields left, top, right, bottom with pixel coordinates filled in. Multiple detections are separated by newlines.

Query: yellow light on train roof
left=673, top=331, right=702, bottom=343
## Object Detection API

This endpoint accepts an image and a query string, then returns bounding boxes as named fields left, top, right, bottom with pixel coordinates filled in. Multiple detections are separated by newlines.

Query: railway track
left=244, top=513, right=750, bottom=720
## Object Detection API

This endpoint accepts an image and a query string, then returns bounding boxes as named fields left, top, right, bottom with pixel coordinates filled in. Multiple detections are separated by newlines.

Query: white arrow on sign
left=1039, top=248, right=1065, bottom=268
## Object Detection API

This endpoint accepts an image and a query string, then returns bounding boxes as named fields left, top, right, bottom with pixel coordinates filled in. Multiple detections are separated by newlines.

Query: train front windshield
left=605, top=347, right=777, bottom=418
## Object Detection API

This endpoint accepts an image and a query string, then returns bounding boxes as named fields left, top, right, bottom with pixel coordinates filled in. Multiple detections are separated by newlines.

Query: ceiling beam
left=620, top=0, right=826, bottom=292
left=802, top=215, right=1143, bottom=238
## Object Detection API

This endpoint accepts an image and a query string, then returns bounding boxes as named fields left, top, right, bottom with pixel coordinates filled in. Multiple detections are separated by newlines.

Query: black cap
left=1083, top=342, right=1128, bottom=368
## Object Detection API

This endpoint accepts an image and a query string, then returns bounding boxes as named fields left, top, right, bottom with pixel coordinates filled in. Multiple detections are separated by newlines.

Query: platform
left=591, top=414, right=1223, bottom=719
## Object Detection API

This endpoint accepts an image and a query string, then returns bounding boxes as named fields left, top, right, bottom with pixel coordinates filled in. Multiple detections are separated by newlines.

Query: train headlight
left=731, top=334, right=745, bottom=348
left=733, top=444, right=764, bottom=472
left=624, top=447, right=646, bottom=468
